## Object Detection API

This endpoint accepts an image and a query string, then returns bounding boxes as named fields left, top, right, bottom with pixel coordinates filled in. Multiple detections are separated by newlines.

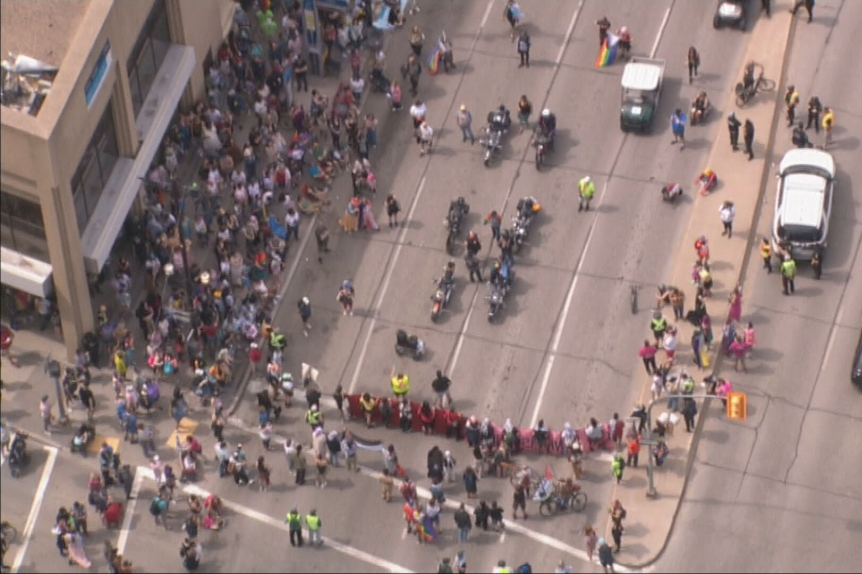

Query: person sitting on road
left=792, top=122, right=812, bottom=148
left=692, top=91, right=709, bottom=123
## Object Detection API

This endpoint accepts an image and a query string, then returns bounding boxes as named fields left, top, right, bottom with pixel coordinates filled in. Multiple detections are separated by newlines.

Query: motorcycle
left=486, top=261, right=514, bottom=322
left=661, top=183, right=684, bottom=203
left=511, top=196, right=541, bottom=254
left=479, top=109, right=511, bottom=166
left=430, top=261, right=456, bottom=322
left=7, top=431, right=29, bottom=477
left=395, top=329, right=426, bottom=360
left=533, top=130, right=551, bottom=170
left=444, top=197, right=469, bottom=254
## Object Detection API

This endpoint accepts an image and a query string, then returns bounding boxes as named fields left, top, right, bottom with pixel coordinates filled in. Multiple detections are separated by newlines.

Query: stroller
left=370, top=68, right=391, bottom=94
left=395, top=329, right=425, bottom=360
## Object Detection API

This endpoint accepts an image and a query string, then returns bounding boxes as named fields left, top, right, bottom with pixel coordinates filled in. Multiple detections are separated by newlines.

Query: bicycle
left=735, top=62, right=776, bottom=107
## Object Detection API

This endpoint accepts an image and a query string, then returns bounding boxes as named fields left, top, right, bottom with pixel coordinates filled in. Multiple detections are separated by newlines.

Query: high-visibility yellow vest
left=391, top=376, right=409, bottom=395
left=306, top=514, right=320, bottom=530
left=579, top=178, right=595, bottom=198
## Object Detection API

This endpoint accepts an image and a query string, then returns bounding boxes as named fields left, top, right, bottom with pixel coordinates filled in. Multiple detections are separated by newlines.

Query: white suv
left=772, top=149, right=836, bottom=260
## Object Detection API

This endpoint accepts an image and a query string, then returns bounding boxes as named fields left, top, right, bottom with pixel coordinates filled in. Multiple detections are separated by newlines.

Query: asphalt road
left=655, top=0, right=862, bottom=572
left=230, top=0, right=760, bottom=571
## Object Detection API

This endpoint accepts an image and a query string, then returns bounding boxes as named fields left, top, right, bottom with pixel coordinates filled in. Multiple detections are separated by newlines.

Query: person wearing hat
left=456, top=104, right=475, bottom=145
left=598, top=537, right=615, bottom=572
left=305, top=404, right=323, bottom=430
left=578, top=176, right=595, bottom=212
left=285, top=506, right=303, bottom=546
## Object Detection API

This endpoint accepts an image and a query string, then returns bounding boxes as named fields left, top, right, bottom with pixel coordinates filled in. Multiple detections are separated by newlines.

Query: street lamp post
left=644, top=393, right=714, bottom=498
left=45, top=356, right=68, bottom=425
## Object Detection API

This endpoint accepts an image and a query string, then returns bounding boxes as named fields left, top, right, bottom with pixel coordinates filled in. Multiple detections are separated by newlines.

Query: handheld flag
left=595, top=33, right=620, bottom=68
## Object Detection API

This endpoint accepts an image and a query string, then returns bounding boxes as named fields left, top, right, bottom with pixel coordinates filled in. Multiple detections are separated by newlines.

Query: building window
left=72, top=101, right=120, bottom=232
left=0, top=191, right=50, bottom=261
left=127, top=0, right=172, bottom=117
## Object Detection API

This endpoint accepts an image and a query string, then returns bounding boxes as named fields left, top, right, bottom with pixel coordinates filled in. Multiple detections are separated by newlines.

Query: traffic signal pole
left=644, top=393, right=716, bottom=498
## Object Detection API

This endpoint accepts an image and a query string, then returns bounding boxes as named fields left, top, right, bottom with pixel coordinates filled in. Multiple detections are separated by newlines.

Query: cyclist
left=742, top=62, right=755, bottom=93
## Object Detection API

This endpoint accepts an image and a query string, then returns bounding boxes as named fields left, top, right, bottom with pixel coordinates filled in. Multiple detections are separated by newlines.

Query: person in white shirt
left=418, top=122, right=433, bottom=155
left=719, top=200, right=736, bottom=238
left=349, top=75, right=365, bottom=103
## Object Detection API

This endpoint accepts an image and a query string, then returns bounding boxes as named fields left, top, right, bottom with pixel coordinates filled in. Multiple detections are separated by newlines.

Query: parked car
left=714, top=0, right=748, bottom=30
left=771, top=149, right=836, bottom=261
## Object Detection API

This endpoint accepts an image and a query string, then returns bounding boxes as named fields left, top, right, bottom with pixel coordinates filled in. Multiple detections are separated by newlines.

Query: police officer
left=650, top=311, right=668, bottom=344
left=578, top=175, right=595, bottom=212
left=305, top=404, right=323, bottom=430
left=806, top=96, right=822, bottom=132
left=269, top=327, right=286, bottom=359
left=285, top=507, right=303, bottom=546
left=727, top=112, right=742, bottom=151
left=305, top=509, right=322, bottom=546
left=780, top=256, right=797, bottom=295
left=391, top=371, right=410, bottom=400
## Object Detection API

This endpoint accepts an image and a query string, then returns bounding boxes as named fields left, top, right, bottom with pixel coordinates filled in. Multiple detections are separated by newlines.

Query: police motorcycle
left=533, top=109, right=556, bottom=170
left=486, top=260, right=514, bottom=322
left=511, top=196, right=541, bottom=254
left=7, top=430, right=29, bottom=477
left=395, top=329, right=426, bottom=360
left=444, top=197, right=470, bottom=255
left=479, top=105, right=512, bottom=167
left=431, top=260, right=456, bottom=322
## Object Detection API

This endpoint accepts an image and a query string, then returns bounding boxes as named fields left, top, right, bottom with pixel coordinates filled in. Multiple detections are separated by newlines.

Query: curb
left=616, top=12, right=800, bottom=571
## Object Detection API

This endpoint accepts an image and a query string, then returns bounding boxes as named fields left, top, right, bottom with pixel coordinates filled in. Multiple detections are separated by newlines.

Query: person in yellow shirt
left=391, top=371, right=410, bottom=399
left=821, top=107, right=834, bottom=149
left=784, top=85, right=800, bottom=126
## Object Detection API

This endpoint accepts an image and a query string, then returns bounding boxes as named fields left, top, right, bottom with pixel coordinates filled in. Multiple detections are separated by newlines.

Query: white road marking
left=348, top=176, right=427, bottom=394
left=116, top=465, right=147, bottom=556
left=556, top=0, right=585, bottom=65
left=276, top=213, right=318, bottom=303
left=529, top=184, right=608, bottom=429
left=11, top=446, right=58, bottom=574
left=179, top=482, right=414, bottom=573
left=499, top=532, right=506, bottom=543
left=479, top=0, right=495, bottom=29
left=651, top=8, right=672, bottom=59
left=445, top=288, right=479, bottom=375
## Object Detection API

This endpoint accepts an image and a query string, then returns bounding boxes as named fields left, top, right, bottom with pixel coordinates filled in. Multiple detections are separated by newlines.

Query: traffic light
left=726, top=392, right=747, bottom=420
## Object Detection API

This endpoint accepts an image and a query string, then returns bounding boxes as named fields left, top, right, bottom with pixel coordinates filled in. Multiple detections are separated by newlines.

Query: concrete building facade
left=1, top=0, right=235, bottom=358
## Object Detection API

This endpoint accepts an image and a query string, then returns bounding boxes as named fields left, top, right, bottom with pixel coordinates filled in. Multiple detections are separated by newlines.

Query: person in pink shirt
left=638, top=340, right=658, bottom=375
left=729, top=335, right=749, bottom=373
left=744, top=322, right=756, bottom=350
left=716, top=378, right=733, bottom=409
left=728, top=285, right=743, bottom=323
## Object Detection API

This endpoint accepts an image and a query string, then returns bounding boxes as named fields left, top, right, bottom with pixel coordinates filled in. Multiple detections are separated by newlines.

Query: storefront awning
left=0, top=246, right=53, bottom=296
left=81, top=44, right=196, bottom=274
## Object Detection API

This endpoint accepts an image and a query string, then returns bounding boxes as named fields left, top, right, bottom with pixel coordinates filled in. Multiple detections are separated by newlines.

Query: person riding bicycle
left=692, top=91, right=710, bottom=123
left=742, top=62, right=756, bottom=93
left=538, top=109, right=557, bottom=150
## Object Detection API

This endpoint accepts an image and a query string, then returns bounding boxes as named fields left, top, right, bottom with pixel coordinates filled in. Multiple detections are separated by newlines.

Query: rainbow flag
left=427, top=47, right=442, bottom=76
left=595, top=33, right=619, bottom=68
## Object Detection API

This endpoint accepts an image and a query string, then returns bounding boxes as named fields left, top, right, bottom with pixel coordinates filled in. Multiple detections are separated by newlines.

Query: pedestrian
left=729, top=285, right=743, bottom=322
left=727, top=111, right=741, bottom=151
left=598, top=538, right=615, bottom=572
left=512, top=484, right=528, bottom=520
left=403, top=54, right=421, bottom=96
left=454, top=503, right=472, bottom=542
left=669, top=287, right=686, bottom=321
left=418, top=121, right=434, bottom=156
left=810, top=248, right=823, bottom=279
left=0, top=324, right=20, bottom=368
left=453, top=550, right=467, bottom=574
left=473, top=501, right=490, bottom=531
left=259, top=420, right=272, bottom=450
left=314, top=452, right=328, bottom=488
left=719, top=201, right=736, bottom=238
left=578, top=176, right=595, bottom=212
left=596, top=16, right=611, bottom=46
left=806, top=96, right=822, bottom=132
left=296, top=297, right=312, bottom=337
left=336, top=280, right=355, bottom=315
left=39, top=395, right=53, bottom=435
left=139, top=422, right=156, bottom=458
left=610, top=500, right=626, bottom=552
left=489, top=500, right=504, bottom=531
left=379, top=468, right=394, bottom=502
left=821, top=107, right=834, bottom=148
left=409, top=26, right=425, bottom=57
left=505, top=1, right=523, bottom=41
left=464, top=252, right=483, bottom=282
left=456, top=105, right=475, bottom=145
left=781, top=256, right=797, bottom=295
left=611, top=452, right=625, bottom=484
left=305, top=509, right=322, bottom=546
left=485, top=210, right=502, bottom=241
left=743, top=119, right=755, bottom=160
left=686, top=46, right=700, bottom=84
left=295, top=444, right=306, bottom=485
left=729, top=335, right=749, bottom=373
left=671, top=109, right=686, bottom=149
left=584, top=525, right=599, bottom=562
left=438, top=557, right=454, bottom=574
left=443, top=450, right=457, bottom=482
left=149, top=494, right=168, bottom=528
left=384, top=194, right=401, bottom=229
left=462, top=466, right=479, bottom=498
left=790, top=0, right=815, bottom=22
left=784, top=85, right=800, bottom=126
left=284, top=207, right=300, bottom=242
left=761, top=0, right=771, bottom=17
left=626, top=436, right=640, bottom=468
left=760, top=237, right=773, bottom=273
left=517, top=30, right=531, bottom=68
left=432, top=370, right=453, bottom=408
left=682, top=397, right=698, bottom=432
left=285, top=507, right=303, bottom=547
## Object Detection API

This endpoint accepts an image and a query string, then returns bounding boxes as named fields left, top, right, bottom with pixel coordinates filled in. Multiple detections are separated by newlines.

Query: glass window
left=71, top=101, right=119, bottom=231
left=0, top=191, right=50, bottom=261
left=127, top=0, right=172, bottom=117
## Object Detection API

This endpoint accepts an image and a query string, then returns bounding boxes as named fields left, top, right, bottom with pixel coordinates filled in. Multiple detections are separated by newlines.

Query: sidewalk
left=608, top=9, right=796, bottom=568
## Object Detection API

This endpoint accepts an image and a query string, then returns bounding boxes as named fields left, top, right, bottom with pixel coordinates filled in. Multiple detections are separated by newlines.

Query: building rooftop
left=0, top=0, right=90, bottom=116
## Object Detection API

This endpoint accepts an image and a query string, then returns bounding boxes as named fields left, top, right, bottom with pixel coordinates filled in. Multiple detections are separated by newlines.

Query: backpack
left=149, top=497, right=162, bottom=516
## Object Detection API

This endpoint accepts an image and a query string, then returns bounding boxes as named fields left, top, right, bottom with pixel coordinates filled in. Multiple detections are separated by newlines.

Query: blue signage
left=84, top=40, right=112, bottom=108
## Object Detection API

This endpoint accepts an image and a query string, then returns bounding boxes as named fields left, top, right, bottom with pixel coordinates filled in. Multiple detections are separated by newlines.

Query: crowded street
left=1, top=0, right=861, bottom=573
